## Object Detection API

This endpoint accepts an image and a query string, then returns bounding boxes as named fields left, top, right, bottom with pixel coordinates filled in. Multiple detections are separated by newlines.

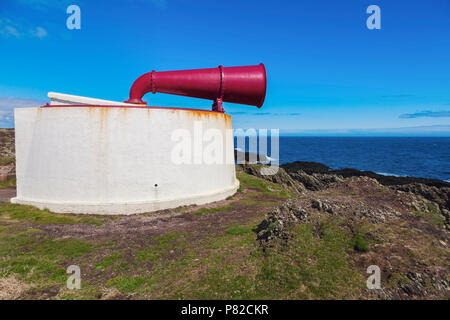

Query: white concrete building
left=11, top=93, right=238, bottom=215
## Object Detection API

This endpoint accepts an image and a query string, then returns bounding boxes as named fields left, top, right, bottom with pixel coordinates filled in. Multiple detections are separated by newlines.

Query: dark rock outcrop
left=281, top=161, right=450, bottom=189
left=255, top=199, right=308, bottom=242
left=281, top=161, right=450, bottom=213
left=392, top=183, right=450, bottom=210
left=393, top=183, right=450, bottom=227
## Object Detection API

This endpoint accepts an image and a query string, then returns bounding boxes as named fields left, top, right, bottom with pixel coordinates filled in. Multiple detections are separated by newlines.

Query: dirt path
left=34, top=188, right=280, bottom=244
left=0, top=180, right=281, bottom=246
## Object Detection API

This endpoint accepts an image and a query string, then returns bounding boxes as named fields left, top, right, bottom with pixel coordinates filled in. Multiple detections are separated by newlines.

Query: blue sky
left=0, top=0, right=449, bottom=134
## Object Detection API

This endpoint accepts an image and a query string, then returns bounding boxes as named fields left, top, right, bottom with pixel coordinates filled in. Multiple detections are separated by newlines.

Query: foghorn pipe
left=124, top=72, right=154, bottom=105
left=124, top=64, right=267, bottom=108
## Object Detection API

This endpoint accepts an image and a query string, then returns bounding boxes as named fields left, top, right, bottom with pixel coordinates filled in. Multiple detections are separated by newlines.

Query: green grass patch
left=0, top=228, right=38, bottom=257
left=192, top=205, right=233, bottom=216
left=257, top=220, right=365, bottom=299
left=116, top=261, right=130, bottom=272
left=57, top=282, right=104, bottom=300
left=136, top=232, right=188, bottom=262
left=386, top=272, right=410, bottom=288
left=0, top=177, right=16, bottom=188
left=424, top=203, right=445, bottom=227
left=94, top=253, right=123, bottom=270
left=239, top=199, right=278, bottom=207
left=123, top=215, right=364, bottom=299
left=425, top=212, right=445, bottom=227
left=225, top=225, right=253, bottom=236
left=156, top=232, right=189, bottom=244
left=236, top=171, right=290, bottom=198
left=97, top=240, right=117, bottom=248
left=410, top=202, right=445, bottom=228
left=106, top=275, right=147, bottom=294
left=174, top=206, right=190, bottom=213
left=0, top=156, right=14, bottom=166
left=0, top=228, right=93, bottom=288
left=0, top=203, right=104, bottom=225
left=32, top=239, right=93, bottom=259
left=350, top=233, right=369, bottom=252
left=426, top=202, right=439, bottom=214
left=105, top=260, right=169, bottom=295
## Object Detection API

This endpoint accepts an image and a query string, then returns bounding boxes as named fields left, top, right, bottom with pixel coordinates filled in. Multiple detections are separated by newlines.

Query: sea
left=234, top=136, right=450, bottom=182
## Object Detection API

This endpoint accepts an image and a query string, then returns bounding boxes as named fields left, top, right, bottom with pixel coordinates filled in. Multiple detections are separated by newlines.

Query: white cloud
left=31, top=26, right=47, bottom=38
left=0, top=18, right=48, bottom=38
left=0, top=19, right=22, bottom=37
left=399, top=110, right=450, bottom=119
left=2, top=25, right=21, bottom=37
left=0, top=97, right=45, bottom=127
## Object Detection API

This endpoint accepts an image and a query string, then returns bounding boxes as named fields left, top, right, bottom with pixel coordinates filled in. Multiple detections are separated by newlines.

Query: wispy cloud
left=0, top=18, right=48, bottom=38
left=31, top=26, right=47, bottom=38
left=399, top=110, right=450, bottom=119
left=0, top=19, right=22, bottom=37
left=0, top=97, right=45, bottom=127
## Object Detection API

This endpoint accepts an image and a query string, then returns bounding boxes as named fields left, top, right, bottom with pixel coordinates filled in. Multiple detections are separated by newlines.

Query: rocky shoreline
left=280, top=161, right=450, bottom=227
left=236, top=151, right=450, bottom=230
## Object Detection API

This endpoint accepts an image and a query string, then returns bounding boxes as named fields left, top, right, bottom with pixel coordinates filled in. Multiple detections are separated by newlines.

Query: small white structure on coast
left=11, top=92, right=238, bottom=215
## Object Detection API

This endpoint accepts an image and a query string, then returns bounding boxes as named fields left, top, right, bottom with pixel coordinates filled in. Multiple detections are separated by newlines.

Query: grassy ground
left=0, top=157, right=14, bottom=167
left=0, top=155, right=15, bottom=189
left=0, top=178, right=15, bottom=189
left=0, top=207, right=366, bottom=299
left=0, top=170, right=447, bottom=299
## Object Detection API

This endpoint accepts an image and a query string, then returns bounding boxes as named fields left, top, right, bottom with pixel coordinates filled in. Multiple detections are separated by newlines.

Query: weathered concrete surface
left=12, top=107, right=238, bottom=214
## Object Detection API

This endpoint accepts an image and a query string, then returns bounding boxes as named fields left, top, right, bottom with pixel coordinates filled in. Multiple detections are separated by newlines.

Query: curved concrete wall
left=12, top=106, right=238, bottom=214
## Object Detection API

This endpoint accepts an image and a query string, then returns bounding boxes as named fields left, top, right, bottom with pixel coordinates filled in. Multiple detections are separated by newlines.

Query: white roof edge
left=47, top=92, right=137, bottom=106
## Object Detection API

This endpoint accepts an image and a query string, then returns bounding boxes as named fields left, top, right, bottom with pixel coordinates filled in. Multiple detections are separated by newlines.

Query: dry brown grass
left=0, top=275, right=32, bottom=300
